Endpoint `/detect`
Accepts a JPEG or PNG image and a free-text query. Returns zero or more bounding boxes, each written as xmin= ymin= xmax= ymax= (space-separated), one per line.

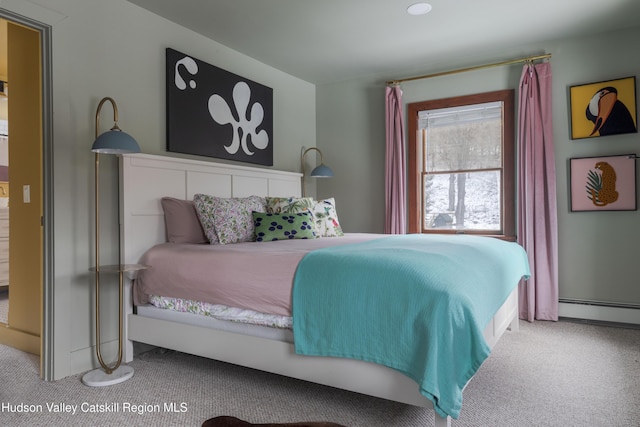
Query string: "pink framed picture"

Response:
xmin=570 ymin=154 xmax=636 ymax=211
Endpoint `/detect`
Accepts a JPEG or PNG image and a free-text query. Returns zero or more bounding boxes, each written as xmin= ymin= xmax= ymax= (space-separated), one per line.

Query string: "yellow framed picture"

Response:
xmin=569 ymin=76 xmax=637 ymax=139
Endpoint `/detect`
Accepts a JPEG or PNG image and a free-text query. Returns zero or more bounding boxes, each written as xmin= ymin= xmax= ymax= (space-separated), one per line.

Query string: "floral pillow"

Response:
xmin=193 ymin=194 xmax=266 ymax=244
xmin=253 ymin=211 xmax=316 ymax=242
xmin=311 ymin=198 xmax=344 ymax=237
xmin=265 ymin=197 xmax=315 ymax=214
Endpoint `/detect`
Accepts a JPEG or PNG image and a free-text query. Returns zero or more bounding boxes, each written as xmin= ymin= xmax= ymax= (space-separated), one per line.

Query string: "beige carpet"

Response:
xmin=1 ymin=320 xmax=639 ymax=426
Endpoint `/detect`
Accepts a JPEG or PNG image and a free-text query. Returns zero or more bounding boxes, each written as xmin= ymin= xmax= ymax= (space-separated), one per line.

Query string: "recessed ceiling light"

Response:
xmin=407 ymin=3 xmax=432 ymax=15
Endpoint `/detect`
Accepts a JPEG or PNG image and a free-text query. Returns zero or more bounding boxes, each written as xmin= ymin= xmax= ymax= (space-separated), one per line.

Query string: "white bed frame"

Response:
xmin=120 ymin=153 xmax=519 ymax=427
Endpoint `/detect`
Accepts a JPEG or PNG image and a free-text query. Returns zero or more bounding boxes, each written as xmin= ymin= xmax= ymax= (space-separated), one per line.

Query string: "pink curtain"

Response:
xmin=517 ymin=62 xmax=558 ymax=321
xmin=385 ymin=85 xmax=406 ymax=234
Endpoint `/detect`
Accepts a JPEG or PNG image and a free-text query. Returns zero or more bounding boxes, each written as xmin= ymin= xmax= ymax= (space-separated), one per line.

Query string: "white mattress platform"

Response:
xmin=136 ymin=303 xmax=293 ymax=343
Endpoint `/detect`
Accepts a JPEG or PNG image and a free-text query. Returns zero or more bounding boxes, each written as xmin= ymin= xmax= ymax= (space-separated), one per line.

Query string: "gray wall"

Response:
xmin=317 ymin=26 xmax=640 ymax=307
xmin=4 ymin=0 xmax=316 ymax=379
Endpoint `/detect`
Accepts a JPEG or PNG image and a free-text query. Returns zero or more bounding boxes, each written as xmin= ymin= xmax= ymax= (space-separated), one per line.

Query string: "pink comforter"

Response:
xmin=134 ymin=233 xmax=383 ymax=317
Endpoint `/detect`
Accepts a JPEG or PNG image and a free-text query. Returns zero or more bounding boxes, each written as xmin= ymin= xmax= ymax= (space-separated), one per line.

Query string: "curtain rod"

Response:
xmin=386 ymin=53 xmax=551 ymax=86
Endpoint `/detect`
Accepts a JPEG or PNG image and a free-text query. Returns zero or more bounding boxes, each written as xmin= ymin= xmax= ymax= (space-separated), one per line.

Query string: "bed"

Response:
xmin=119 ymin=153 xmax=529 ymax=427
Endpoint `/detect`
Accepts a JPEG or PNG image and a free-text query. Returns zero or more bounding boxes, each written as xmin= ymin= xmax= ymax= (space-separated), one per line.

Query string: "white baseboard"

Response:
xmin=559 ymin=302 xmax=640 ymax=325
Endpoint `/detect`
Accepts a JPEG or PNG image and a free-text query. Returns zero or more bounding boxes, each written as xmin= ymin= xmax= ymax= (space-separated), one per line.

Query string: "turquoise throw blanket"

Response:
xmin=292 ymin=234 xmax=530 ymax=419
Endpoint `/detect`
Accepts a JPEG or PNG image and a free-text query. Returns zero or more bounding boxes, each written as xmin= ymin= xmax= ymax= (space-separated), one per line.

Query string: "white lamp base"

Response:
xmin=82 ymin=365 xmax=134 ymax=387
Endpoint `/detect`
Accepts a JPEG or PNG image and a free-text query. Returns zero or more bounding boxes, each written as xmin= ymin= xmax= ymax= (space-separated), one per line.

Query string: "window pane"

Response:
xmin=408 ymin=90 xmax=514 ymax=236
xmin=421 ymin=102 xmax=503 ymax=172
xmin=423 ymin=170 xmax=501 ymax=231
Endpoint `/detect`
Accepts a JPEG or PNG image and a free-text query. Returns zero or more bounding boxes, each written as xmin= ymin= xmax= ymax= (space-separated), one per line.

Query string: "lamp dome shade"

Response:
xmin=310 ymin=163 xmax=334 ymax=178
xmin=92 ymin=129 xmax=140 ymax=154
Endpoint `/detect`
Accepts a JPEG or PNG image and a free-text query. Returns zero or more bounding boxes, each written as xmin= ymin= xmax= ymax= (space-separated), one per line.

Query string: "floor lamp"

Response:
xmin=300 ymin=147 xmax=334 ymax=197
xmin=82 ymin=97 xmax=144 ymax=387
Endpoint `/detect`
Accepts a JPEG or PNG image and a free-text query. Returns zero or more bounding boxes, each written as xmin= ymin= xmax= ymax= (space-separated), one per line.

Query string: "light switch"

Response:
xmin=23 ymin=185 xmax=30 ymax=203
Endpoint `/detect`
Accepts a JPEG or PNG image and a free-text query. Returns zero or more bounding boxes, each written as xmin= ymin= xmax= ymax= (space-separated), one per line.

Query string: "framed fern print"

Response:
xmin=569 ymin=154 xmax=636 ymax=211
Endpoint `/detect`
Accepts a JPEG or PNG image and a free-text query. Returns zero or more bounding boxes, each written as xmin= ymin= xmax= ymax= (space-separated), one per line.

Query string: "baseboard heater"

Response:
xmin=559 ymin=298 xmax=640 ymax=327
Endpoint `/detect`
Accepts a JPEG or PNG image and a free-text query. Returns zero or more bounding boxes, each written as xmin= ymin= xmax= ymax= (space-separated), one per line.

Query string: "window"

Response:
xmin=408 ymin=90 xmax=515 ymax=239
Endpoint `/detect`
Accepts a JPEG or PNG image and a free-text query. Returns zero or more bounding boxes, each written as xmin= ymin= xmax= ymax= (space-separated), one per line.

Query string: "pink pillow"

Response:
xmin=160 ymin=197 xmax=208 ymax=244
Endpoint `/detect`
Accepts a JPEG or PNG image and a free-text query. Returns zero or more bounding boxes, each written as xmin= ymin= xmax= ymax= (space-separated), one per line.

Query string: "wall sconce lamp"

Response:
xmin=300 ymin=146 xmax=333 ymax=197
xmin=82 ymin=97 xmax=145 ymax=387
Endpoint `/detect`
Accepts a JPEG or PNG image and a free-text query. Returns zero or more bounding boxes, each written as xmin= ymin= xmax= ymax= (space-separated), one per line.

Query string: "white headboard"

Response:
xmin=120 ymin=153 xmax=302 ymax=265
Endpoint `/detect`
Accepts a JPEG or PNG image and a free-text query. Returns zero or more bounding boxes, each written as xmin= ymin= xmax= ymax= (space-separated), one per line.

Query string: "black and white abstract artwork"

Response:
xmin=166 ymin=48 xmax=273 ymax=166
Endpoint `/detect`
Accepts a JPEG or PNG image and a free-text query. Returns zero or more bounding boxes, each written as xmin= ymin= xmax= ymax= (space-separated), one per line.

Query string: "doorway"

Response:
xmin=0 ymin=10 xmax=53 ymax=381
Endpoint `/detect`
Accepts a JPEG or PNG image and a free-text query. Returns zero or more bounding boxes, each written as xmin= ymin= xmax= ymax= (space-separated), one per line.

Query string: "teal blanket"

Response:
xmin=292 ymin=234 xmax=530 ymax=419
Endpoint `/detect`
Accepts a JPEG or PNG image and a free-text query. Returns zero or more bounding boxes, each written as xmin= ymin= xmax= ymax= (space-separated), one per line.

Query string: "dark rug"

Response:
xmin=202 ymin=416 xmax=347 ymax=427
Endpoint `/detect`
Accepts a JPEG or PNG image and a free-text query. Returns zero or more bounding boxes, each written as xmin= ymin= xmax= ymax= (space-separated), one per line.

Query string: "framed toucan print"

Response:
xmin=569 ymin=76 xmax=637 ymax=140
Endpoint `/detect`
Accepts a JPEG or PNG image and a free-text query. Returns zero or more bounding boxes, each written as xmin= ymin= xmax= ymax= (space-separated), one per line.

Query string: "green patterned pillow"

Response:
xmin=253 ymin=211 xmax=317 ymax=242
xmin=265 ymin=196 xmax=315 ymax=214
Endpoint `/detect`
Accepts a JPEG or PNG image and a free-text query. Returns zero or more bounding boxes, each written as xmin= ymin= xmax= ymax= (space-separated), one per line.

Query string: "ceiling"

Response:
xmin=131 ymin=0 xmax=640 ymax=85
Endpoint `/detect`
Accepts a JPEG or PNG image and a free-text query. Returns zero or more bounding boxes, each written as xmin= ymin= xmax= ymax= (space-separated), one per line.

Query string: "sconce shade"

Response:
xmin=300 ymin=146 xmax=333 ymax=197
xmin=92 ymin=129 xmax=140 ymax=154
xmin=310 ymin=163 xmax=334 ymax=178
